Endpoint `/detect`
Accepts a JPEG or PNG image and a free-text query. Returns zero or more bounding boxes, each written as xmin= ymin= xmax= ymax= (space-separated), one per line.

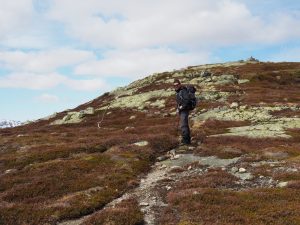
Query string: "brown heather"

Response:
xmin=1 ymin=62 xmax=300 ymax=224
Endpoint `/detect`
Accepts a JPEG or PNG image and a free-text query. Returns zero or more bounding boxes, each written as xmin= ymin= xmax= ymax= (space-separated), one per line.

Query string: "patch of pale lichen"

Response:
xmin=97 ymin=89 xmax=173 ymax=111
xmin=210 ymin=118 xmax=300 ymax=138
xmin=195 ymin=106 xmax=300 ymax=138
xmin=196 ymin=106 xmax=299 ymax=122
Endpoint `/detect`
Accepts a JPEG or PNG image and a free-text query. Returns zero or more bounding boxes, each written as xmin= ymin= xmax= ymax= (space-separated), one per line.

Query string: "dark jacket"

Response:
xmin=175 ymin=86 xmax=189 ymax=111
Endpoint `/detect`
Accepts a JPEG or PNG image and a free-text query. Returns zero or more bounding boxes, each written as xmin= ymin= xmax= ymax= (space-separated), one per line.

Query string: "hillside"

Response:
xmin=1 ymin=60 xmax=300 ymax=225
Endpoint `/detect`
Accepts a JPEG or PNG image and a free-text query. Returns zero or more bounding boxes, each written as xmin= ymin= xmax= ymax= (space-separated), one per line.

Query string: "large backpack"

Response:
xmin=179 ymin=85 xmax=197 ymax=110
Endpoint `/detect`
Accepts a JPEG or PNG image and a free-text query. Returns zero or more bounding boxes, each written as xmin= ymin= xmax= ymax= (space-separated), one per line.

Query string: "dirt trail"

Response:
xmin=57 ymin=151 xmax=245 ymax=225
xmin=57 ymin=143 xmax=287 ymax=225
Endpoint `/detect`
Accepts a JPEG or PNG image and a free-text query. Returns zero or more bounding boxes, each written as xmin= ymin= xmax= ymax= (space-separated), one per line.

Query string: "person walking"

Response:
xmin=173 ymin=79 xmax=196 ymax=145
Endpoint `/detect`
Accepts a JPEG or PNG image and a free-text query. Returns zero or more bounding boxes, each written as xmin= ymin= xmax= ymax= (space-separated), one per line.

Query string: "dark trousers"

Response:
xmin=179 ymin=110 xmax=191 ymax=144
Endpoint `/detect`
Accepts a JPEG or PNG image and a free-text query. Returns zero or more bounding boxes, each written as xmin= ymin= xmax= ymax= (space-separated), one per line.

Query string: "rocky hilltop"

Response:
xmin=1 ymin=60 xmax=300 ymax=225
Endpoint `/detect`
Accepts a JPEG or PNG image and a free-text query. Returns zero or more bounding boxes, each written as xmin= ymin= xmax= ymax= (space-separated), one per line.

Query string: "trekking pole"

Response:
xmin=97 ymin=102 xmax=111 ymax=129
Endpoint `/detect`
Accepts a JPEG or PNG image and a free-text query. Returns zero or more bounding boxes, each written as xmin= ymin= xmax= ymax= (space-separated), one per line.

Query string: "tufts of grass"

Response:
xmin=176 ymin=169 xmax=238 ymax=190
xmin=147 ymin=134 xmax=178 ymax=153
xmin=160 ymin=188 xmax=300 ymax=225
xmin=82 ymin=198 xmax=144 ymax=225
xmin=0 ymin=203 xmax=57 ymax=225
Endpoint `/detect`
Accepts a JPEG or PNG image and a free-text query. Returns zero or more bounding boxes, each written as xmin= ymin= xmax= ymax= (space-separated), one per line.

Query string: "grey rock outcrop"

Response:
xmin=51 ymin=107 xmax=95 ymax=125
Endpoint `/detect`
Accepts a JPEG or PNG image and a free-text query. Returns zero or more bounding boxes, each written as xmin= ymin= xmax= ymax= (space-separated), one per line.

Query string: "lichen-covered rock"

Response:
xmin=195 ymin=106 xmax=300 ymax=138
xmin=80 ymin=107 xmax=95 ymax=115
xmin=195 ymin=106 xmax=296 ymax=122
xmin=97 ymin=89 xmax=173 ymax=111
xmin=212 ymin=74 xmax=237 ymax=85
xmin=198 ymin=91 xmax=231 ymax=102
xmin=210 ymin=118 xmax=300 ymax=138
xmin=51 ymin=111 xmax=84 ymax=125
xmin=50 ymin=109 xmax=94 ymax=125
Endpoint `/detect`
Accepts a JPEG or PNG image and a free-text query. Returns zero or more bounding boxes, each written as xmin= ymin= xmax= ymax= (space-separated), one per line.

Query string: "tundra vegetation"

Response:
xmin=0 ymin=61 xmax=300 ymax=225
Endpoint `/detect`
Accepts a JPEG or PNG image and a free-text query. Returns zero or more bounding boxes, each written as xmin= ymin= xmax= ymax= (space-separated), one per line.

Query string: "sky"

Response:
xmin=1 ymin=0 xmax=300 ymax=121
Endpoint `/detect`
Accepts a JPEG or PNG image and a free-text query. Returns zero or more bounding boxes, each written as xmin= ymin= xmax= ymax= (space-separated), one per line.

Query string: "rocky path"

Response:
xmin=57 ymin=144 xmax=292 ymax=225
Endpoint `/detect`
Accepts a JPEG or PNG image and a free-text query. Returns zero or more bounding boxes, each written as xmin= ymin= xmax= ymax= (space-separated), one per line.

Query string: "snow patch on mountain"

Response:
xmin=0 ymin=119 xmax=22 ymax=128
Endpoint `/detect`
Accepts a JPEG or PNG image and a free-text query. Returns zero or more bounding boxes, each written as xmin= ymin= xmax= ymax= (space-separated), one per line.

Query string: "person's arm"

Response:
xmin=176 ymin=91 xmax=182 ymax=113
xmin=178 ymin=88 xmax=189 ymax=110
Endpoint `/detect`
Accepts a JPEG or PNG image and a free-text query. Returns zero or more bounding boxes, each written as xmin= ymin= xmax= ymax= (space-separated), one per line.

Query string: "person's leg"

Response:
xmin=179 ymin=110 xmax=191 ymax=144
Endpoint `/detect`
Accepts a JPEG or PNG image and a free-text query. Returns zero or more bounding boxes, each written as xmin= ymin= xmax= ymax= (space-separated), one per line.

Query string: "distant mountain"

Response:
xmin=0 ymin=119 xmax=22 ymax=128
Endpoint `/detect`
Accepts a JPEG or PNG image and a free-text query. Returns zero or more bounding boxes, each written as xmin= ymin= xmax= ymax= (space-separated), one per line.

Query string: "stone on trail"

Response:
xmin=231 ymin=167 xmax=239 ymax=173
xmin=238 ymin=168 xmax=247 ymax=173
xmin=139 ymin=202 xmax=149 ymax=206
xmin=234 ymin=172 xmax=254 ymax=181
xmin=157 ymin=155 xmax=169 ymax=162
xmin=133 ymin=141 xmax=149 ymax=147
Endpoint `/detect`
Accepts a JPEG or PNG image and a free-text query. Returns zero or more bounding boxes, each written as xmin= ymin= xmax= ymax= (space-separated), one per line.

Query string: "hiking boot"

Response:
xmin=177 ymin=142 xmax=193 ymax=153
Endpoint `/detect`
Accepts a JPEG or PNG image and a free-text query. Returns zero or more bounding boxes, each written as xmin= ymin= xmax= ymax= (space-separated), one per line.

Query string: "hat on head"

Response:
xmin=173 ymin=79 xmax=181 ymax=85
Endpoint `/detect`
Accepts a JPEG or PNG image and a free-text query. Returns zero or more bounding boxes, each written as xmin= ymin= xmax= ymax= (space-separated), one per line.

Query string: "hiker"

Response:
xmin=174 ymin=79 xmax=196 ymax=145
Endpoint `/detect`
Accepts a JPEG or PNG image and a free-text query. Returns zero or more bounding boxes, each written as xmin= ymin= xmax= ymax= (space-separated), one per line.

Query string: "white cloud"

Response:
xmin=1 ymin=0 xmax=300 ymax=92
xmin=75 ymin=48 xmax=210 ymax=78
xmin=0 ymin=72 xmax=107 ymax=91
xmin=36 ymin=93 xmax=59 ymax=103
xmin=0 ymin=48 xmax=95 ymax=73
xmin=66 ymin=78 xmax=107 ymax=91
xmin=0 ymin=72 xmax=66 ymax=89
xmin=0 ymin=0 xmax=51 ymax=49
xmin=0 ymin=0 xmax=33 ymax=37
xmin=46 ymin=0 xmax=300 ymax=49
